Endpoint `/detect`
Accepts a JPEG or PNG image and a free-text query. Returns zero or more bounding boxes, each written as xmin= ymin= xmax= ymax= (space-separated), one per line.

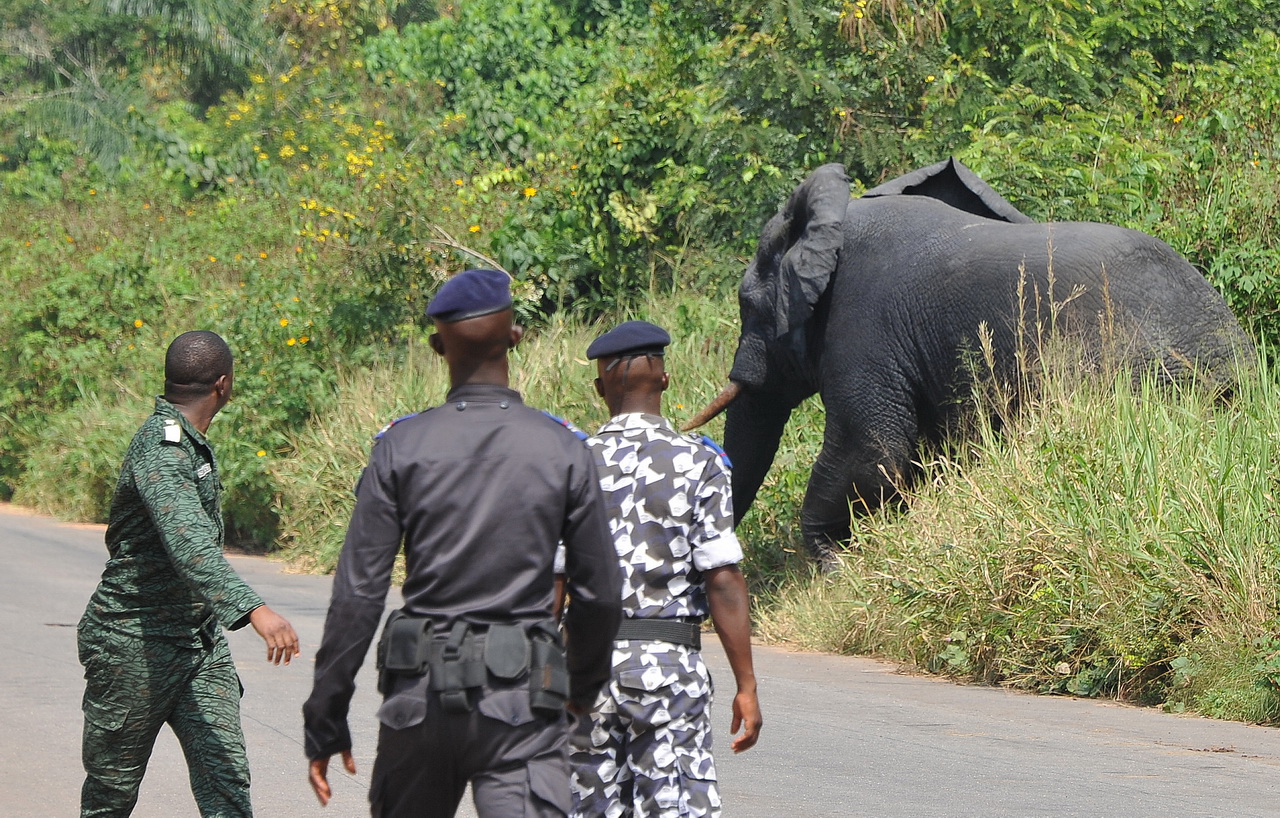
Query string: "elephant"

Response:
xmin=686 ymin=158 xmax=1254 ymax=567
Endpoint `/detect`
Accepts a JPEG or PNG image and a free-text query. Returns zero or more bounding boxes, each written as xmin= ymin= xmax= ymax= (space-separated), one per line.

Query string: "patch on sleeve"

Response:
xmin=374 ymin=411 xmax=420 ymax=440
xmin=196 ymin=462 xmax=213 ymax=479
xmin=540 ymin=410 xmax=589 ymax=442
xmin=162 ymin=418 xmax=182 ymax=444
xmin=695 ymin=434 xmax=732 ymax=469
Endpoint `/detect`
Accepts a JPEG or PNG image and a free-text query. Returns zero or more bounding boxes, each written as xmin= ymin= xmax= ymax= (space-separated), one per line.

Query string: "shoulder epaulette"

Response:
xmin=541 ymin=410 xmax=589 ymax=442
xmin=374 ymin=410 xmax=423 ymax=440
xmin=695 ymin=434 xmax=732 ymax=469
xmin=161 ymin=418 xmax=183 ymax=445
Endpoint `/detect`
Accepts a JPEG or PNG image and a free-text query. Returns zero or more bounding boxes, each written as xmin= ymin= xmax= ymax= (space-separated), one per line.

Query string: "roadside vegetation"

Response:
xmin=3 ymin=0 xmax=1280 ymax=721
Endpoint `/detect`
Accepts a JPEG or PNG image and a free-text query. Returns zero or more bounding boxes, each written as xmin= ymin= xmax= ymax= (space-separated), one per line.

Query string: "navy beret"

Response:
xmin=587 ymin=320 xmax=671 ymax=360
xmin=426 ymin=269 xmax=512 ymax=322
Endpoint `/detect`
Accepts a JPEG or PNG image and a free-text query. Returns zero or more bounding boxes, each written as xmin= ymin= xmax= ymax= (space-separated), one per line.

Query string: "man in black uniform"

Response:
xmin=303 ymin=268 xmax=622 ymax=817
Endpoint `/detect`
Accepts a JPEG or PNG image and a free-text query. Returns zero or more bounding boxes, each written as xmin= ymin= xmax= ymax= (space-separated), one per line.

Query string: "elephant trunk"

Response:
xmin=681 ymin=381 xmax=744 ymax=432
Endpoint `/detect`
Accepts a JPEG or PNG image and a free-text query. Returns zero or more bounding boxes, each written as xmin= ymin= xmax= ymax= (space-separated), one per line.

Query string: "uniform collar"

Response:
xmin=443 ymin=383 xmax=523 ymax=404
xmin=597 ymin=412 xmax=674 ymax=435
xmin=154 ymin=396 xmax=210 ymax=447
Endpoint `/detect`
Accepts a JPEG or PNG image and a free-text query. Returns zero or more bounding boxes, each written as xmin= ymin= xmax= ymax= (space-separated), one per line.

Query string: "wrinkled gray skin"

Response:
xmin=705 ymin=158 xmax=1254 ymax=566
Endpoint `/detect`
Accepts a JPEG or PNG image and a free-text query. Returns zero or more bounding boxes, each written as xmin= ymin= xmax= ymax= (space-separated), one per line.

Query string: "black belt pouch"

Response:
xmin=484 ymin=623 xmax=531 ymax=680
xmin=529 ymin=629 xmax=570 ymax=713
xmin=376 ymin=610 xmax=432 ymax=694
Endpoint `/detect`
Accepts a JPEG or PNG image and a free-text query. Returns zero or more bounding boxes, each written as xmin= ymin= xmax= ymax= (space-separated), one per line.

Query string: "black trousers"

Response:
xmin=370 ymin=674 xmax=572 ymax=818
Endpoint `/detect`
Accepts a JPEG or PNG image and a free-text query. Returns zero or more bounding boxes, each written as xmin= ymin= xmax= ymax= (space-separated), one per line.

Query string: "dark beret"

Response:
xmin=426 ymin=269 xmax=512 ymax=322
xmin=587 ymin=320 xmax=671 ymax=360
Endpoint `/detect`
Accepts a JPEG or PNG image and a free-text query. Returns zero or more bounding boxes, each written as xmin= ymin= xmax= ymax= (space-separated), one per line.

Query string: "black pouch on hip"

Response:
xmin=376 ymin=610 xmax=432 ymax=694
xmin=484 ymin=623 xmax=531 ymax=680
xmin=528 ymin=623 xmax=570 ymax=714
xmin=429 ymin=622 xmax=486 ymax=713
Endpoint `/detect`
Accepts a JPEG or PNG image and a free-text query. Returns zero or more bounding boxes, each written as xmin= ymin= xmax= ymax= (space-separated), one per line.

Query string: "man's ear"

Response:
xmin=594 ymin=377 xmax=605 ymax=399
xmin=509 ymin=324 xmax=525 ymax=349
xmin=660 ymin=372 xmax=670 ymax=392
xmin=428 ymin=333 xmax=445 ymax=356
xmin=210 ymin=373 xmax=233 ymax=410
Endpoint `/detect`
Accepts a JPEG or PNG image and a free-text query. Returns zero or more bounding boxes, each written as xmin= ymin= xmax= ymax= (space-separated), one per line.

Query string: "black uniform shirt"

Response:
xmin=303 ymin=383 xmax=622 ymax=759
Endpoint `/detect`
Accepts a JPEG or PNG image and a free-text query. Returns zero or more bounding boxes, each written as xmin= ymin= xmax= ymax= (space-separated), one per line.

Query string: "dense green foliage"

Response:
xmin=3 ymin=0 xmax=1280 ymax=719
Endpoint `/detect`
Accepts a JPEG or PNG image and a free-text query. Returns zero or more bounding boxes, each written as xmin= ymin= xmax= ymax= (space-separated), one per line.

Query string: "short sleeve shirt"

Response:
xmin=587 ymin=412 xmax=743 ymax=620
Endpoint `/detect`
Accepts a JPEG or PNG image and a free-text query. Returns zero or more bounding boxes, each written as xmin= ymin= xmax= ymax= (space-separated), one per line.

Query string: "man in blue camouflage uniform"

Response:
xmin=569 ymin=321 xmax=762 ymax=818
xmin=78 ymin=330 xmax=300 ymax=817
xmin=304 ymin=269 xmax=622 ymax=817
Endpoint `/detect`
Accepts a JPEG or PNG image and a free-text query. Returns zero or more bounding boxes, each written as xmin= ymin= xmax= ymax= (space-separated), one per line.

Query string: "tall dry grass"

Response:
xmin=759 ymin=344 xmax=1280 ymax=721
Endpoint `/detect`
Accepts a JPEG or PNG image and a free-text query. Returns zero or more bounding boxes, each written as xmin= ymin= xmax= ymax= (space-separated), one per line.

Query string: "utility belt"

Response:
xmin=375 ymin=611 xmax=569 ymax=715
xmin=615 ymin=618 xmax=702 ymax=650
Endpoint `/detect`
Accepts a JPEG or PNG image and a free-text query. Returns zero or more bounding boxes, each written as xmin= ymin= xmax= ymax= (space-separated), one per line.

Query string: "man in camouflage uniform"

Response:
xmin=569 ymin=321 xmax=762 ymax=818
xmin=78 ymin=330 xmax=300 ymax=817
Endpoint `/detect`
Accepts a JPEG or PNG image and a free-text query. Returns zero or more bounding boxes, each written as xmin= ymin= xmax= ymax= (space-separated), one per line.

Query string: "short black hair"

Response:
xmin=164 ymin=331 xmax=233 ymax=399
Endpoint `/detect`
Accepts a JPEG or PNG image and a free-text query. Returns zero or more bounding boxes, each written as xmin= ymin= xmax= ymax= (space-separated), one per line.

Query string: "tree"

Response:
xmin=0 ymin=0 xmax=278 ymax=175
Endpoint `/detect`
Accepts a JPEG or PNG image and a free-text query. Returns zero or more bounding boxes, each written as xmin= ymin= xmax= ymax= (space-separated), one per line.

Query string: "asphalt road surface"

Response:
xmin=6 ymin=504 xmax=1280 ymax=817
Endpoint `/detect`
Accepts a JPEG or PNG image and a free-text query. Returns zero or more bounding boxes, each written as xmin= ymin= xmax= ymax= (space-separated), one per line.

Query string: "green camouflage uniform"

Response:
xmin=78 ymin=397 xmax=263 ymax=818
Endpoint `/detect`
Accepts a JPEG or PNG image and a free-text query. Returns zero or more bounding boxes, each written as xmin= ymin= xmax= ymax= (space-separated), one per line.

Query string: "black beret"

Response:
xmin=587 ymin=320 xmax=671 ymax=360
xmin=426 ymin=269 xmax=512 ymax=322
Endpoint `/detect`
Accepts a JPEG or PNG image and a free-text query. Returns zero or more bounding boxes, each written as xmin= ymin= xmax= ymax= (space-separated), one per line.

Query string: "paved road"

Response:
xmin=5 ymin=505 xmax=1280 ymax=817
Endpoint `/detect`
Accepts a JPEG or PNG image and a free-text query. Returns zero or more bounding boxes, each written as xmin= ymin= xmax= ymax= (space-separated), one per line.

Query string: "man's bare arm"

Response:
xmin=705 ymin=564 xmax=762 ymax=752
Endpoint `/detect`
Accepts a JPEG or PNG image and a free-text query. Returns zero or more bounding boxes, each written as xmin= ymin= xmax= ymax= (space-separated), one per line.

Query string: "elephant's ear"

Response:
xmin=862 ymin=157 xmax=1033 ymax=224
xmin=732 ymin=163 xmax=850 ymax=387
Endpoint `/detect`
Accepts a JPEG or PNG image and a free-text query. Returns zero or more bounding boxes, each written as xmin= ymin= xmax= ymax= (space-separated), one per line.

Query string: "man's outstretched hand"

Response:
xmin=249 ymin=604 xmax=300 ymax=665
xmin=310 ymin=751 xmax=358 ymax=806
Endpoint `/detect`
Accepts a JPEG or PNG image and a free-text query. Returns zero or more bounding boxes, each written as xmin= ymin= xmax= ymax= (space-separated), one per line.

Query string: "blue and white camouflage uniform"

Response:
xmin=569 ymin=412 xmax=743 ymax=818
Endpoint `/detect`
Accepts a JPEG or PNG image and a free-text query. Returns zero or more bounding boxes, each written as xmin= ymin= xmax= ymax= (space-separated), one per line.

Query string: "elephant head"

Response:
xmin=688 ymin=158 xmax=1033 ymax=525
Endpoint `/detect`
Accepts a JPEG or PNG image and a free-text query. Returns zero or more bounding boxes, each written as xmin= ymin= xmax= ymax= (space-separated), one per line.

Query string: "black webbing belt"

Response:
xmin=615 ymin=618 xmax=702 ymax=650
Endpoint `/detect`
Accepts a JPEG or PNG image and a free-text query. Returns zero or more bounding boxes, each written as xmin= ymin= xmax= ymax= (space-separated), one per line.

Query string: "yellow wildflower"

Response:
xmin=280 ymin=318 xmax=289 ymax=327
xmin=469 ymin=225 xmax=481 ymax=233
xmin=257 ymin=450 xmax=267 ymax=457
xmin=134 ymin=319 xmax=144 ymax=328
xmin=523 ymin=187 xmax=537 ymax=197
xmin=287 ymin=338 xmax=297 ymax=346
